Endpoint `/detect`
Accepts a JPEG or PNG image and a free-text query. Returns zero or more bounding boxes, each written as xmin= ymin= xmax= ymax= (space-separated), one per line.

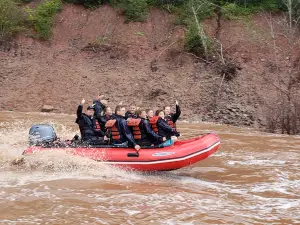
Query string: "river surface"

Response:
xmin=0 ymin=111 xmax=299 ymax=225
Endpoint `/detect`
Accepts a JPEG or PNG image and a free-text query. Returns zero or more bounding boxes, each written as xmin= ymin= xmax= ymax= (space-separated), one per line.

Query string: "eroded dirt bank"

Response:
xmin=1 ymin=4 xmax=299 ymax=129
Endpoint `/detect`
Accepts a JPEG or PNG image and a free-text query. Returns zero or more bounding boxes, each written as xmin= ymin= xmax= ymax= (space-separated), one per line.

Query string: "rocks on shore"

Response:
xmin=203 ymin=103 xmax=255 ymax=126
xmin=41 ymin=105 xmax=55 ymax=112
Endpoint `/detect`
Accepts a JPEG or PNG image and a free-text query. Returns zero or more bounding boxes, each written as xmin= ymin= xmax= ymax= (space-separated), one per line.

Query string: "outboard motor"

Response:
xmin=29 ymin=124 xmax=57 ymax=146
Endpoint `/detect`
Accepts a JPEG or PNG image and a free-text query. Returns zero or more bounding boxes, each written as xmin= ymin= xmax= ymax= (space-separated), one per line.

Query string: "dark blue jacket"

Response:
xmin=75 ymin=105 xmax=105 ymax=140
xmin=99 ymin=115 xmax=112 ymax=132
xmin=93 ymin=100 xmax=106 ymax=119
xmin=125 ymin=111 xmax=138 ymax=120
xmin=157 ymin=117 xmax=180 ymax=139
xmin=165 ymin=104 xmax=181 ymax=124
xmin=111 ymin=114 xmax=136 ymax=147
xmin=136 ymin=118 xmax=163 ymax=146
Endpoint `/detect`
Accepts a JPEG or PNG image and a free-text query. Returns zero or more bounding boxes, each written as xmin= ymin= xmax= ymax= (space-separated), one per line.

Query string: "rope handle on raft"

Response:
xmin=127 ymin=151 xmax=139 ymax=157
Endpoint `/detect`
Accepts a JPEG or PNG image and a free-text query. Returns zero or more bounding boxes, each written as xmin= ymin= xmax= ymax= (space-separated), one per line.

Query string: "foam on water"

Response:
xmin=1 ymin=112 xmax=300 ymax=224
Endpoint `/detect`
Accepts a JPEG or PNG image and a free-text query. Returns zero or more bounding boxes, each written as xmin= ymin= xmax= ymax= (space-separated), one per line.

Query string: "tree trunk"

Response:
xmin=191 ymin=4 xmax=208 ymax=58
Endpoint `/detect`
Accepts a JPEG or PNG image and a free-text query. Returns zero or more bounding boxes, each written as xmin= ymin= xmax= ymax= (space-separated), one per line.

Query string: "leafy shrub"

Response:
xmin=63 ymin=0 xmax=104 ymax=8
xmin=121 ymin=0 xmax=149 ymax=22
xmin=222 ymin=0 xmax=281 ymax=19
xmin=174 ymin=0 xmax=214 ymax=26
xmin=0 ymin=0 xmax=25 ymax=40
xmin=224 ymin=0 xmax=279 ymax=8
xmin=184 ymin=22 xmax=211 ymax=57
xmin=27 ymin=0 xmax=62 ymax=40
xmin=222 ymin=3 xmax=253 ymax=19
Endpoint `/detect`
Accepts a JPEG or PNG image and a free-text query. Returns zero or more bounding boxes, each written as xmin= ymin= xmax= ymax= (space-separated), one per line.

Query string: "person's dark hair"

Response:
xmin=135 ymin=110 xmax=142 ymax=116
xmin=87 ymin=105 xmax=95 ymax=110
xmin=115 ymin=105 xmax=125 ymax=114
xmin=155 ymin=109 xmax=164 ymax=116
xmin=136 ymin=110 xmax=146 ymax=116
xmin=129 ymin=102 xmax=136 ymax=107
xmin=163 ymin=105 xmax=170 ymax=110
xmin=146 ymin=109 xmax=153 ymax=114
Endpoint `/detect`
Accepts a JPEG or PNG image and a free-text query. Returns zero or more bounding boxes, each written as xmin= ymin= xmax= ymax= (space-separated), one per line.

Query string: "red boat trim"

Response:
xmin=96 ymin=140 xmax=220 ymax=164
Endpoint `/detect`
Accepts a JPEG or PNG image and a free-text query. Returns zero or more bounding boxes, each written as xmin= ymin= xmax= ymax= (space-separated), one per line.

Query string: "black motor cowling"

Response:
xmin=29 ymin=124 xmax=57 ymax=146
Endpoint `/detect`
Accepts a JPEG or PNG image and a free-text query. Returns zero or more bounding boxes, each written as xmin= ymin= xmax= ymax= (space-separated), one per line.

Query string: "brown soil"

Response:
xmin=0 ymin=4 xmax=299 ymax=129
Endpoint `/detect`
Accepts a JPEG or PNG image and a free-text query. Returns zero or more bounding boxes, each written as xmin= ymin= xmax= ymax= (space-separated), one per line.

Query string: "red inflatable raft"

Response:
xmin=23 ymin=133 xmax=220 ymax=171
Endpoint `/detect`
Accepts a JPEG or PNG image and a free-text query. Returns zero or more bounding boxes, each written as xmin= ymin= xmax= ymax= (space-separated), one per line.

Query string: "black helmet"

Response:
xmin=87 ymin=105 xmax=95 ymax=110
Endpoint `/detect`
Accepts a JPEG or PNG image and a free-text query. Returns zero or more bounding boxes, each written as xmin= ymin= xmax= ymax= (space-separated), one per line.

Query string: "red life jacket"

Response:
xmin=149 ymin=116 xmax=159 ymax=134
xmin=105 ymin=119 xmax=120 ymax=140
xmin=94 ymin=120 xmax=101 ymax=131
xmin=127 ymin=118 xmax=142 ymax=140
xmin=165 ymin=115 xmax=177 ymax=130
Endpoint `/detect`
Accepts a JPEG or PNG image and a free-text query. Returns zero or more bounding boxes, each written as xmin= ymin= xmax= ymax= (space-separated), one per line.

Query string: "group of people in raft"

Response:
xmin=76 ymin=95 xmax=181 ymax=151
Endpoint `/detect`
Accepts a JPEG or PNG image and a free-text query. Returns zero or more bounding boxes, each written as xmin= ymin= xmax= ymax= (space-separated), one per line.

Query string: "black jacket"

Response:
xmin=110 ymin=114 xmax=136 ymax=146
xmin=157 ymin=117 xmax=180 ymax=139
xmin=165 ymin=104 xmax=181 ymax=124
xmin=93 ymin=100 xmax=106 ymax=119
xmin=99 ymin=115 xmax=112 ymax=132
xmin=136 ymin=118 xmax=163 ymax=146
xmin=75 ymin=105 xmax=105 ymax=140
xmin=125 ymin=111 xmax=137 ymax=120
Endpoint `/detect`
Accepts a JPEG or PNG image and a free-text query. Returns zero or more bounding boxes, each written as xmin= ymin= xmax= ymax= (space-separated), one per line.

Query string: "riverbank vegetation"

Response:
xmin=26 ymin=0 xmax=62 ymax=39
xmin=0 ymin=0 xmax=299 ymax=134
xmin=1 ymin=0 xmax=298 ymax=41
xmin=0 ymin=0 xmax=26 ymax=41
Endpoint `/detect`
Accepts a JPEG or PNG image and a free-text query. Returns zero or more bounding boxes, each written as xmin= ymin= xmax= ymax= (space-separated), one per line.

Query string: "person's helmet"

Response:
xmin=87 ymin=105 xmax=95 ymax=110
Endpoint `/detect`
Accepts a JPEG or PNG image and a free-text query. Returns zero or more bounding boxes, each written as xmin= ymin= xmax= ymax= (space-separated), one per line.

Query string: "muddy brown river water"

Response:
xmin=0 ymin=111 xmax=299 ymax=225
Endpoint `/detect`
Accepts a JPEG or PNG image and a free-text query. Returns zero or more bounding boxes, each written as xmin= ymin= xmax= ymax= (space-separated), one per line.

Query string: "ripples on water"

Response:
xmin=0 ymin=112 xmax=299 ymax=225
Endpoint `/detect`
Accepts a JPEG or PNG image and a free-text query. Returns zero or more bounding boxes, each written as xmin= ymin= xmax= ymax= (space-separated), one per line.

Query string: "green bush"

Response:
xmin=184 ymin=22 xmax=211 ymax=57
xmin=121 ymin=0 xmax=149 ymax=22
xmin=224 ymin=0 xmax=280 ymax=9
xmin=174 ymin=0 xmax=214 ymax=26
xmin=65 ymin=0 xmax=150 ymax=21
xmin=0 ymin=0 xmax=25 ymax=40
xmin=63 ymin=0 xmax=104 ymax=8
xmin=221 ymin=0 xmax=281 ymax=18
xmin=27 ymin=0 xmax=62 ymax=40
xmin=221 ymin=3 xmax=253 ymax=19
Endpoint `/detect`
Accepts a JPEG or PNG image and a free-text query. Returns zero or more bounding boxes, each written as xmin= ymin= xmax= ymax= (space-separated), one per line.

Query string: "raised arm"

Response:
xmin=77 ymin=99 xmax=85 ymax=119
xmin=172 ymin=100 xmax=181 ymax=123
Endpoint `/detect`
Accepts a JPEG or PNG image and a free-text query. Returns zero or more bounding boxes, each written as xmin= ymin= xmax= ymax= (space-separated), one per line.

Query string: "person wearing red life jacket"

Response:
xmin=75 ymin=99 xmax=107 ymax=145
xmin=92 ymin=95 xmax=108 ymax=133
xmin=146 ymin=109 xmax=154 ymax=120
xmin=125 ymin=103 xmax=138 ymax=119
xmin=164 ymin=100 xmax=181 ymax=132
xmin=127 ymin=110 xmax=166 ymax=146
xmin=99 ymin=107 xmax=113 ymax=132
xmin=105 ymin=105 xmax=141 ymax=151
xmin=93 ymin=94 xmax=107 ymax=118
xmin=149 ymin=110 xmax=179 ymax=147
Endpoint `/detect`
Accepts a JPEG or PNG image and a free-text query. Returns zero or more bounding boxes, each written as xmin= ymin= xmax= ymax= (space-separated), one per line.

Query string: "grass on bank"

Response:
xmin=0 ymin=0 xmax=26 ymax=41
xmin=26 ymin=0 xmax=62 ymax=40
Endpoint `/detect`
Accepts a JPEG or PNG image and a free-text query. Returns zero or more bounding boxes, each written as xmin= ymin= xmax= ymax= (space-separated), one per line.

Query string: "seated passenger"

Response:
xmin=146 ymin=109 xmax=154 ymax=120
xmin=127 ymin=110 xmax=166 ymax=147
xmin=93 ymin=94 xmax=107 ymax=118
xmin=164 ymin=100 xmax=181 ymax=132
xmin=125 ymin=103 xmax=138 ymax=119
xmin=105 ymin=105 xmax=141 ymax=151
xmin=149 ymin=110 xmax=179 ymax=146
xmin=75 ymin=99 xmax=107 ymax=145
xmin=99 ymin=107 xmax=113 ymax=132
